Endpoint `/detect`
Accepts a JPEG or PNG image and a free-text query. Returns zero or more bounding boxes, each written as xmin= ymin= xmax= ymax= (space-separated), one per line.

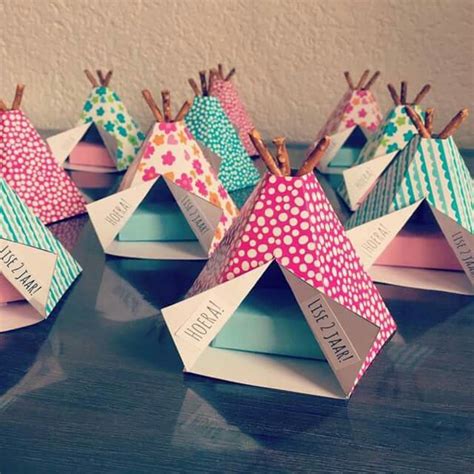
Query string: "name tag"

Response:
xmin=176 ymin=298 xmax=227 ymax=348
xmin=301 ymin=295 xmax=360 ymax=370
xmin=0 ymin=243 xmax=45 ymax=298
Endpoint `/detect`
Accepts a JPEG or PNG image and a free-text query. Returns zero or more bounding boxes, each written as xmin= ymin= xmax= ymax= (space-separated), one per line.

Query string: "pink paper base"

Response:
xmin=375 ymin=227 xmax=462 ymax=270
xmin=70 ymin=142 xmax=115 ymax=168
xmin=0 ymin=275 xmax=24 ymax=304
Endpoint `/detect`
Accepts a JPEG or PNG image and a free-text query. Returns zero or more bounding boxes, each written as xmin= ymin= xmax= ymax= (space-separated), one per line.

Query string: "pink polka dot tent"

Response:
xmin=209 ymin=64 xmax=257 ymax=156
xmin=0 ymin=86 xmax=87 ymax=225
xmin=162 ymin=135 xmax=396 ymax=398
xmin=307 ymin=70 xmax=383 ymax=173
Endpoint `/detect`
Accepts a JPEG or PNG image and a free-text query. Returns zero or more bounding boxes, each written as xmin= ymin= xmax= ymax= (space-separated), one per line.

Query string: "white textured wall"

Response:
xmin=1 ymin=0 xmax=473 ymax=146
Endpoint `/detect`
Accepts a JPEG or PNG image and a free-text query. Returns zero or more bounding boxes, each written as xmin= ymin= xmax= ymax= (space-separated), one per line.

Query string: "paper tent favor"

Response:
xmin=209 ymin=64 xmax=257 ymax=156
xmin=162 ymin=136 xmax=396 ymax=398
xmin=0 ymin=178 xmax=82 ymax=332
xmin=184 ymin=71 xmax=260 ymax=192
xmin=338 ymin=82 xmax=431 ymax=211
xmin=345 ymin=107 xmax=473 ymax=295
xmin=87 ymin=89 xmax=239 ymax=260
xmin=307 ymin=70 xmax=383 ymax=173
xmin=47 ymin=70 xmax=145 ymax=173
xmin=0 ymin=86 xmax=87 ymax=225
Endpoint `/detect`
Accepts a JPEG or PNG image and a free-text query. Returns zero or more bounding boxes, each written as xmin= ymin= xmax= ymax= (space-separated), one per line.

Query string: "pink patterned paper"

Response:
xmin=188 ymin=172 xmax=396 ymax=394
xmin=315 ymin=89 xmax=383 ymax=141
xmin=209 ymin=77 xmax=257 ymax=156
xmin=0 ymin=110 xmax=87 ymax=225
xmin=129 ymin=120 xmax=239 ymax=253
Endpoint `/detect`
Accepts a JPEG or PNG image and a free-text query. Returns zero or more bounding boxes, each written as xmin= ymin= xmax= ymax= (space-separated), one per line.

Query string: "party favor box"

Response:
xmin=185 ymin=72 xmax=260 ymax=192
xmin=345 ymin=108 xmax=473 ymax=295
xmin=87 ymin=89 xmax=239 ymax=260
xmin=307 ymin=70 xmax=383 ymax=174
xmin=47 ymin=70 xmax=145 ymax=173
xmin=0 ymin=178 xmax=82 ymax=332
xmin=338 ymin=82 xmax=431 ymax=211
xmin=162 ymin=137 xmax=396 ymax=398
xmin=209 ymin=64 xmax=257 ymax=156
xmin=0 ymin=86 xmax=87 ymax=225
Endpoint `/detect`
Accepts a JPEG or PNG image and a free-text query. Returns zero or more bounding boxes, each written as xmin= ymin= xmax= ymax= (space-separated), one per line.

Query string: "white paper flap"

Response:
xmin=431 ymin=208 xmax=474 ymax=287
xmin=86 ymin=180 xmax=156 ymax=249
xmin=167 ymin=180 xmax=223 ymax=253
xmin=317 ymin=127 xmax=355 ymax=172
xmin=0 ymin=239 xmax=57 ymax=317
xmin=347 ymin=202 xmax=421 ymax=268
xmin=343 ymin=152 xmax=397 ymax=210
xmin=46 ymin=123 xmax=91 ymax=165
xmin=162 ymin=262 xmax=271 ymax=369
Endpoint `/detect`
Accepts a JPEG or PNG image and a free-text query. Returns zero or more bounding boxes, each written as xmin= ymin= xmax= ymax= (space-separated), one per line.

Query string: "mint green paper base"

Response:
xmin=118 ymin=202 xmax=196 ymax=242
xmin=211 ymin=289 xmax=325 ymax=360
xmin=328 ymin=147 xmax=360 ymax=167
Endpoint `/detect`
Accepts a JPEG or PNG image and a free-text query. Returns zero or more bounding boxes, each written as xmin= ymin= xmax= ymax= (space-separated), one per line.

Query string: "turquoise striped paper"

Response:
xmin=0 ymin=178 xmax=82 ymax=316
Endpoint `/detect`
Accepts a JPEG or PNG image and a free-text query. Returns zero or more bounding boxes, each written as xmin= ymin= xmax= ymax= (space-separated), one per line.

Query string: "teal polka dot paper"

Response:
xmin=185 ymin=96 xmax=260 ymax=192
xmin=78 ymin=87 xmax=146 ymax=171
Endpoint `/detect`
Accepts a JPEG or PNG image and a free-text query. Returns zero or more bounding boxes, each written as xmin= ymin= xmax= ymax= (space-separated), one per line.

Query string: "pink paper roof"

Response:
xmin=210 ymin=78 xmax=257 ymax=156
xmin=315 ymin=89 xmax=383 ymax=140
xmin=188 ymin=172 xmax=396 ymax=392
xmin=0 ymin=110 xmax=87 ymax=225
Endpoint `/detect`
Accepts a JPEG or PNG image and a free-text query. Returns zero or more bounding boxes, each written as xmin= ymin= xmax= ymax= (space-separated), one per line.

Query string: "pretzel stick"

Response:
xmin=84 ymin=69 xmax=99 ymax=87
xmin=387 ymin=84 xmax=401 ymax=105
xmin=405 ymin=105 xmax=430 ymax=138
xmin=174 ymin=100 xmax=192 ymax=122
xmin=225 ymin=67 xmax=236 ymax=81
xmin=104 ymin=70 xmax=113 ymax=86
xmin=438 ymin=109 xmax=469 ymax=139
xmin=424 ymin=108 xmax=434 ymax=135
xmin=363 ymin=71 xmax=380 ymax=90
xmin=400 ymin=81 xmax=407 ymax=104
xmin=208 ymin=69 xmax=219 ymax=91
xmin=142 ymin=89 xmax=164 ymax=122
xmin=199 ymin=71 xmax=208 ymax=96
xmin=11 ymin=84 xmax=25 ymax=110
xmin=356 ymin=70 xmax=370 ymax=89
xmin=218 ymin=63 xmax=224 ymax=80
xmin=272 ymin=137 xmax=291 ymax=176
xmin=249 ymin=129 xmax=282 ymax=176
xmin=296 ymin=136 xmax=330 ymax=176
xmin=0 ymin=99 xmax=7 ymax=111
xmin=412 ymin=84 xmax=431 ymax=104
xmin=161 ymin=90 xmax=172 ymax=122
xmin=344 ymin=71 xmax=354 ymax=90
xmin=96 ymin=70 xmax=106 ymax=86
xmin=188 ymin=78 xmax=200 ymax=96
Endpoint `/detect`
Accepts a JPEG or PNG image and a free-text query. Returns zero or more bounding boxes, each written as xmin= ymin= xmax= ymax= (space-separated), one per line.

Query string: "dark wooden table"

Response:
xmin=1 ymin=146 xmax=473 ymax=473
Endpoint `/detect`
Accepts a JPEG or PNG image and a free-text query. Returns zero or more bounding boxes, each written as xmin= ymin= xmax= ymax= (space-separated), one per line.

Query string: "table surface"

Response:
xmin=1 ymin=145 xmax=473 ymax=473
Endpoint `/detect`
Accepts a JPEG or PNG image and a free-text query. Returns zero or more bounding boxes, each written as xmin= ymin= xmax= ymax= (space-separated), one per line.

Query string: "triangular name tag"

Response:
xmin=165 ymin=261 xmax=271 ymax=369
xmin=87 ymin=180 xmax=156 ymax=249
xmin=281 ymin=266 xmax=379 ymax=396
xmin=167 ymin=179 xmax=223 ymax=254
xmin=46 ymin=123 xmax=91 ymax=165
xmin=430 ymin=207 xmax=474 ymax=287
xmin=0 ymin=239 xmax=57 ymax=317
xmin=343 ymin=151 xmax=398 ymax=210
xmin=346 ymin=202 xmax=422 ymax=268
